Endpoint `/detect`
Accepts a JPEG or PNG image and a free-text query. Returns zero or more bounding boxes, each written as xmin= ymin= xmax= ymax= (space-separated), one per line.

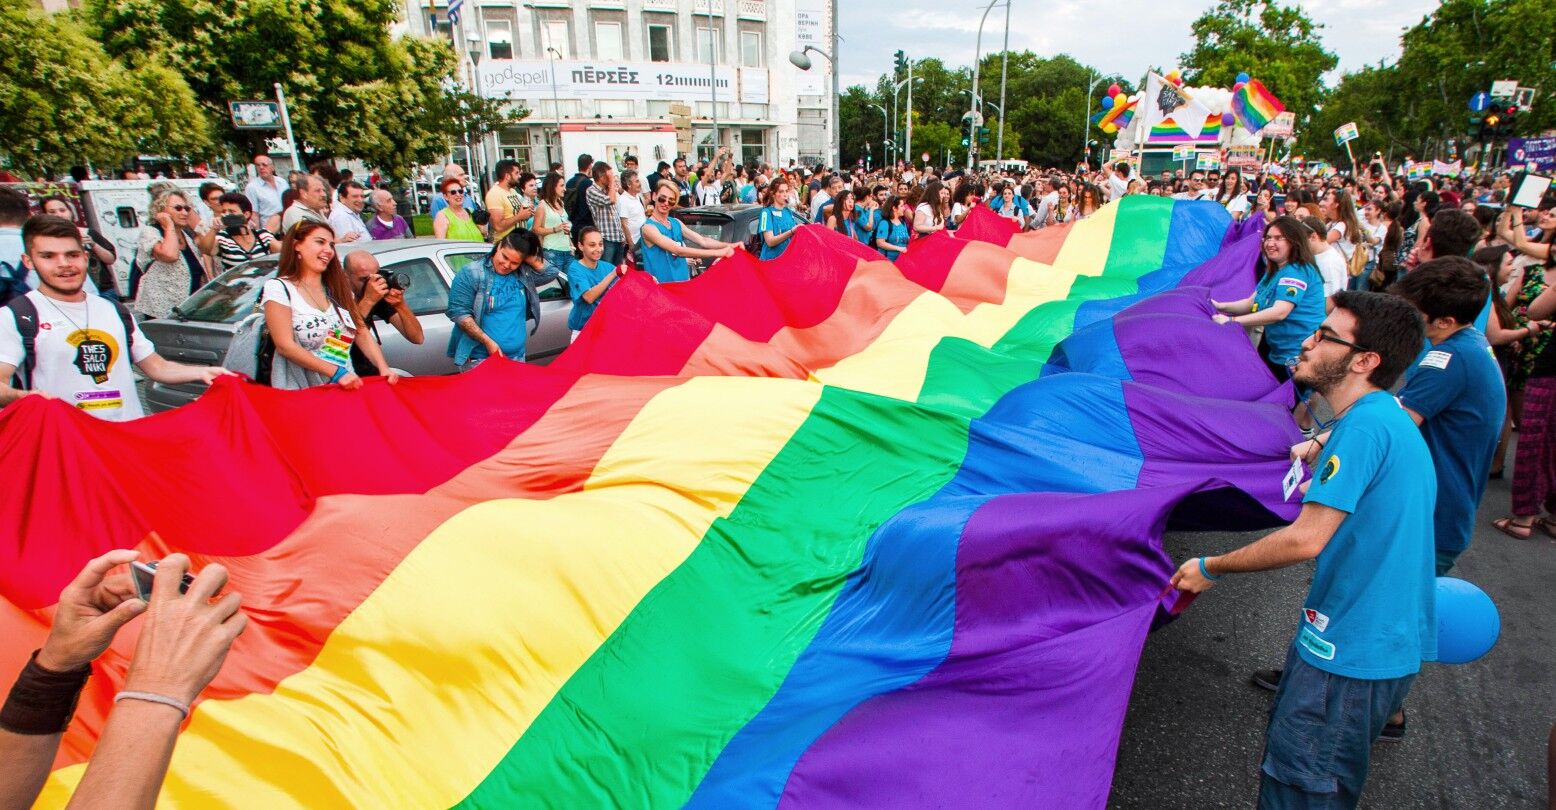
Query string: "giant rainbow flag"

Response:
xmin=0 ymin=198 xmax=1297 ymax=807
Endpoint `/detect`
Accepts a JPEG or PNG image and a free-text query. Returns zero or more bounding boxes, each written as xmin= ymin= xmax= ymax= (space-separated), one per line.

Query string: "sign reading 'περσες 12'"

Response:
xmin=477 ymin=60 xmax=769 ymax=105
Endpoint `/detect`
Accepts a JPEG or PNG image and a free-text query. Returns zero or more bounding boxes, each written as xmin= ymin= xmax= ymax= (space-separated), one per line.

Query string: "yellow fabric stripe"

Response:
xmin=40 ymin=376 xmax=822 ymax=809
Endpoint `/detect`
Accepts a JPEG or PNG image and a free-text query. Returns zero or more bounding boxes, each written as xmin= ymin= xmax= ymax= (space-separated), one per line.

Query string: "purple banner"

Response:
xmin=1507 ymin=137 xmax=1556 ymax=172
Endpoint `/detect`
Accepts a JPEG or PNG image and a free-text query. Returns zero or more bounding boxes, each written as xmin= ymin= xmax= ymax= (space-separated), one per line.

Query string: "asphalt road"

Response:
xmin=1109 ymin=475 xmax=1556 ymax=808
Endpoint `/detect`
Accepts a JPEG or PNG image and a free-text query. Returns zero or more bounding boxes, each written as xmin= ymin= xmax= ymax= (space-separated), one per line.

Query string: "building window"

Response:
xmin=739 ymin=30 xmax=761 ymax=67
xmin=596 ymin=99 xmax=634 ymax=118
xmin=647 ymin=23 xmax=672 ymax=62
xmin=695 ymin=26 xmax=720 ymax=63
xmin=594 ymin=21 xmax=623 ymax=60
xmin=486 ymin=19 xmax=513 ymax=60
xmin=542 ymin=19 xmax=569 ymax=58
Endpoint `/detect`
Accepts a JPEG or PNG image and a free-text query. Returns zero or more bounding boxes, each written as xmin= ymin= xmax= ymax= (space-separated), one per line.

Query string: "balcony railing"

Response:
xmin=641 ymin=0 xmax=677 ymax=10
xmin=692 ymin=0 xmax=724 ymax=15
xmin=736 ymin=0 xmax=765 ymax=20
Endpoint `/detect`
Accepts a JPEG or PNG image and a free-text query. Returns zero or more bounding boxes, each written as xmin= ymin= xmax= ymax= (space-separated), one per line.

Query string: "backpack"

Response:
xmin=564 ymin=176 xmax=595 ymax=229
xmin=222 ymin=283 xmax=288 ymax=387
xmin=0 ymin=259 xmax=26 ymax=307
xmin=6 ymin=294 xmax=137 ymax=391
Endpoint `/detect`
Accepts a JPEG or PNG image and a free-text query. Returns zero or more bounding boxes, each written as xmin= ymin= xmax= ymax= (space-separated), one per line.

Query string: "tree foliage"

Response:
xmin=0 ymin=0 xmax=210 ymax=175
xmin=82 ymin=0 xmax=522 ymax=177
xmin=1179 ymin=0 xmax=1336 ymax=135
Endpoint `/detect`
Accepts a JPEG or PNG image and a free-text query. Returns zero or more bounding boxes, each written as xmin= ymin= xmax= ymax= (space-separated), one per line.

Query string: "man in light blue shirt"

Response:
xmin=1174 ymin=291 xmax=1435 ymax=808
xmin=244 ymin=154 xmax=289 ymax=222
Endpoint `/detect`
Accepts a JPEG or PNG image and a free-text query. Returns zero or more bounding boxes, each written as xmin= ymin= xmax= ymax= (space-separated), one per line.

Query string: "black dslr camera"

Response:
xmin=220 ymin=213 xmax=248 ymax=237
xmin=377 ymin=267 xmax=412 ymax=291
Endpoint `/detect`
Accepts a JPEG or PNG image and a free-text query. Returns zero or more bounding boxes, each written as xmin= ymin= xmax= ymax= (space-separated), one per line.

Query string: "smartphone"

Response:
xmin=131 ymin=560 xmax=195 ymax=602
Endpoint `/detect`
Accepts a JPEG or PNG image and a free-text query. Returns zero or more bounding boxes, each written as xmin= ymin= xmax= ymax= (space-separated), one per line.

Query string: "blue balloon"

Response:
xmin=1235 ymin=71 xmax=1251 ymax=84
xmin=1436 ymin=577 xmax=1500 ymax=664
xmin=1101 ymin=96 xmax=1115 ymax=110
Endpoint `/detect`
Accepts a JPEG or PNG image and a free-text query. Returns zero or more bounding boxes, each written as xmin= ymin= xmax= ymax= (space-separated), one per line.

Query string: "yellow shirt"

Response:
xmin=485 ymin=185 xmax=523 ymax=240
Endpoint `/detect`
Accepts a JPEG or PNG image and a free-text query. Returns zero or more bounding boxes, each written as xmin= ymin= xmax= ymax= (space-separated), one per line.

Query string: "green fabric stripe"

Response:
xmin=455 ymin=198 xmax=1166 ymax=809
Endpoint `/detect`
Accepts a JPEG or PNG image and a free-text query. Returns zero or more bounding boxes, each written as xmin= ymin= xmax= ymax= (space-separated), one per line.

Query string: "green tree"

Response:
xmin=1179 ymin=0 xmax=1337 ymax=132
xmin=0 ymin=0 xmax=209 ymax=175
xmin=83 ymin=0 xmax=521 ymax=177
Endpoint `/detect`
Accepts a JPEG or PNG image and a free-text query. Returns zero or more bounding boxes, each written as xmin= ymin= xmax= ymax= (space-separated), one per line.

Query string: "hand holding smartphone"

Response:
xmin=131 ymin=560 xmax=196 ymax=602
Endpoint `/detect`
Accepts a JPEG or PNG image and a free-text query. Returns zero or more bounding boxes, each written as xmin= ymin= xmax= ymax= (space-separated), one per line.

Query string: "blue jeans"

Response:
xmin=1258 ymin=645 xmax=1415 ymax=809
xmin=544 ymin=248 xmax=572 ymax=278
xmin=601 ymin=239 xmax=626 ymax=268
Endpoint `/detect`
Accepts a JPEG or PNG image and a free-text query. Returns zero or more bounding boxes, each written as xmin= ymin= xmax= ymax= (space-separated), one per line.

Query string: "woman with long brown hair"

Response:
xmin=1212 ymin=215 xmax=1327 ymax=382
xmin=535 ymin=172 xmax=574 ymax=276
xmin=261 ymin=220 xmax=395 ymax=389
xmin=825 ymin=189 xmax=861 ymax=241
xmin=912 ymin=179 xmax=950 ymax=237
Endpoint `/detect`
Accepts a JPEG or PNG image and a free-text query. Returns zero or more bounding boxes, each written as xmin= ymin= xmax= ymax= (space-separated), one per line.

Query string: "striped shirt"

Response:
xmin=215 ymin=228 xmax=276 ymax=272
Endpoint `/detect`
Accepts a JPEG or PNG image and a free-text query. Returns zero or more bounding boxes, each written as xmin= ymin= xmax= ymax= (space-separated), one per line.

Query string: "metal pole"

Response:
xmin=968 ymin=0 xmax=1001 ymax=170
xmin=996 ymin=0 xmax=1010 ymax=164
xmin=871 ymin=103 xmax=888 ymax=166
xmin=906 ymin=59 xmax=914 ymax=168
xmin=830 ymin=1 xmax=841 ymax=170
xmin=274 ymin=82 xmax=300 ymax=172
xmin=706 ymin=9 xmax=718 ymax=160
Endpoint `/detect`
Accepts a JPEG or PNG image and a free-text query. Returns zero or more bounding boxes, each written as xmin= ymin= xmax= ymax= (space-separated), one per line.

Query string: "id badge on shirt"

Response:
xmin=1282 ymin=457 xmax=1305 ymax=502
xmin=316 ymin=326 xmax=355 ymax=368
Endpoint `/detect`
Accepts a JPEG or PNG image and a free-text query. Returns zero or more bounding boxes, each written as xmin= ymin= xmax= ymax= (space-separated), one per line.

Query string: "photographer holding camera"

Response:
xmin=211 ymin=193 xmax=279 ymax=273
xmin=344 ymin=251 xmax=423 ymax=378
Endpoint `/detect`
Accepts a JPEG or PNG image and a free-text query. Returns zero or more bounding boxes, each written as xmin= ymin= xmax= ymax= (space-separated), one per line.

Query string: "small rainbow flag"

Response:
xmin=1230 ymin=79 xmax=1285 ymax=134
xmin=1097 ymin=94 xmax=1138 ymax=133
xmin=1147 ymin=114 xmax=1222 ymax=144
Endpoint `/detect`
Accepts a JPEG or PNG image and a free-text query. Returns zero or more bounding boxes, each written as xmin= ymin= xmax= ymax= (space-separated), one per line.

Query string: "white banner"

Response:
xmin=478 ymin=60 xmax=769 ymax=105
xmin=793 ymin=0 xmax=827 ymax=96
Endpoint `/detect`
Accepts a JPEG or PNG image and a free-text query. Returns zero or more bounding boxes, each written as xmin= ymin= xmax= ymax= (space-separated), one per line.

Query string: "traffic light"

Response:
xmin=978 ymin=126 xmax=990 ymax=145
xmin=1500 ymin=104 xmax=1519 ymax=137
xmin=893 ymin=50 xmax=907 ymax=77
xmin=961 ymin=135 xmax=971 ymax=147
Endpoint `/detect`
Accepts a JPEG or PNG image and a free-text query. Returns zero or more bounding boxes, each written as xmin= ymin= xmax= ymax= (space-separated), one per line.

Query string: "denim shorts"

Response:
xmin=1258 ymin=645 xmax=1415 ymax=809
xmin=544 ymin=248 xmax=573 ymax=277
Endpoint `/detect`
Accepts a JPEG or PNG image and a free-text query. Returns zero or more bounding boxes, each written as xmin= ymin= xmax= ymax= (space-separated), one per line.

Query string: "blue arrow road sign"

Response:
xmin=1469 ymin=91 xmax=1491 ymax=112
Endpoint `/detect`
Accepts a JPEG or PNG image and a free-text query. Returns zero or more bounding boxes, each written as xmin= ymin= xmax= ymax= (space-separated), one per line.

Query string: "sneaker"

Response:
xmin=1251 ymin=668 xmax=1283 ymax=692
xmin=1378 ymin=711 xmax=1407 ymax=742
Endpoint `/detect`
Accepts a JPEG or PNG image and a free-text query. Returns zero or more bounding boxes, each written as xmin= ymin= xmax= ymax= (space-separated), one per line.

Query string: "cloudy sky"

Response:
xmin=835 ymin=0 xmax=1439 ymax=89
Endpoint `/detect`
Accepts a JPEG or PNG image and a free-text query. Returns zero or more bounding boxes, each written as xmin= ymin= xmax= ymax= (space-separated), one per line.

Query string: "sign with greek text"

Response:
xmin=478 ymin=60 xmax=769 ymax=105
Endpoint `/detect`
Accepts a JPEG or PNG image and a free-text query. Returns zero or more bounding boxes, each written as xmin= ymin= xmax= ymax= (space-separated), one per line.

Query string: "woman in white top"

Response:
xmin=135 ymin=189 xmax=208 ymax=318
xmin=913 ymin=180 xmax=950 ymax=237
xmin=1216 ymin=173 xmax=1251 ymax=220
xmin=261 ymin=220 xmax=395 ymax=390
xmin=1321 ymin=188 xmax=1365 ymax=263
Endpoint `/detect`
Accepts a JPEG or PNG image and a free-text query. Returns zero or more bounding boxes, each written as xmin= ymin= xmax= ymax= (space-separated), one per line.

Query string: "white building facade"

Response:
xmin=404 ymin=0 xmax=835 ymax=175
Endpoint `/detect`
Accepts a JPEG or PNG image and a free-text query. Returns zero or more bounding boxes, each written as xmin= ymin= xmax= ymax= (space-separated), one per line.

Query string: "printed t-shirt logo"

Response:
xmin=1419 ymin=349 xmax=1452 ymax=370
xmin=1319 ymin=454 xmax=1340 ymax=485
xmin=66 ymin=327 xmax=119 ymax=384
xmin=1303 ymin=608 xmax=1330 ymax=632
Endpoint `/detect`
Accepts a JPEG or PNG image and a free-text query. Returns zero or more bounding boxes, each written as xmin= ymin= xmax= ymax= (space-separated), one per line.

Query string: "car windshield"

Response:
xmin=175 ymin=260 xmax=277 ymax=324
xmin=678 ymin=216 xmax=729 ymax=241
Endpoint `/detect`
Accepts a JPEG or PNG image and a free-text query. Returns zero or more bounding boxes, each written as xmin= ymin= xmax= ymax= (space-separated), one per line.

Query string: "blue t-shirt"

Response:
xmin=477 ymin=270 xmax=529 ymax=361
xmin=1300 ymin=390 xmax=1438 ymax=679
xmin=1253 ymin=262 xmax=1326 ymax=366
xmin=641 ymin=218 xmax=690 ymax=283
xmin=855 ymin=208 xmax=882 ymax=245
xmin=739 ymin=183 xmax=758 ymax=204
xmin=1473 ymin=289 xmax=1492 ymax=334
xmin=566 ymin=258 xmax=616 ymax=332
xmin=758 ymin=206 xmax=797 ymax=260
xmin=874 ymin=219 xmax=910 ymax=262
xmin=1398 ymin=327 xmax=1505 ymax=554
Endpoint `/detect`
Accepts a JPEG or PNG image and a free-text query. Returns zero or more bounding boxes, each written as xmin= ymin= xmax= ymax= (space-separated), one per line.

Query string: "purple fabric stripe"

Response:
xmin=775 ymin=485 xmax=1209 ymax=808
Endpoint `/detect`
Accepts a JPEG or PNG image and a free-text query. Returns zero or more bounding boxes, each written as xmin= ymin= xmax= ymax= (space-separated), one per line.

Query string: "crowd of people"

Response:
xmin=1 ymin=142 xmax=1554 ymax=807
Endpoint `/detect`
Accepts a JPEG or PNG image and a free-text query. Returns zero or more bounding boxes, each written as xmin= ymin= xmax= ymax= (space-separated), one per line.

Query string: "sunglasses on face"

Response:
xmin=654 ymin=196 xmax=674 ymax=204
xmin=446 ymin=188 xmax=465 ymax=195
xmin=171 ymin=204 xmax=192 ymax=212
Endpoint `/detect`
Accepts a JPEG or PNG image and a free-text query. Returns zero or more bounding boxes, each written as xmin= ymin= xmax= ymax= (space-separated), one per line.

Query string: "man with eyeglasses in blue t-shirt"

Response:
xmin=1173 ymin=292 xmax=1436 ymax=809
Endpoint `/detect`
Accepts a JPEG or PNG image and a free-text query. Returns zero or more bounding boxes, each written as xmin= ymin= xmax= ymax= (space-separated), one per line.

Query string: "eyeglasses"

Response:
xmin=171 ymin=204 xmax=192 ymax=212
xmin=1312 ymin=327 xmax=1369 ymax=353
xmin=446 ymin=188 xmax=465 ymax=195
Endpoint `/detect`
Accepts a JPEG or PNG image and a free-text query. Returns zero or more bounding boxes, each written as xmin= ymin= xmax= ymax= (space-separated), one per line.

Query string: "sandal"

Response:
xmin=1535 ymin=518 xmax=1556 ymax=540
xmin=1493 ymin=517 xmax=1535 ymax=539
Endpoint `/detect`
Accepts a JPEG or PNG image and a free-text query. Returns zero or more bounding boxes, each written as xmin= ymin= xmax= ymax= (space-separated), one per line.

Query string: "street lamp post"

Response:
xmin=523 ymin=4 xmax=564 ymax=168
xmin=967 ymin=0 xmax=1007 ymax=170
xmin=702 ymin=6 xmax=719 ymax=160
xmin=995 ymin=0 xmax=1011 ymax=164
xmin=870 ymin=103 xmax=889 ymax=166
xmin=1083 ymin=69 xmax=1106 ymax=168
xmin=788 ymin=2 xmax=841 ymax=169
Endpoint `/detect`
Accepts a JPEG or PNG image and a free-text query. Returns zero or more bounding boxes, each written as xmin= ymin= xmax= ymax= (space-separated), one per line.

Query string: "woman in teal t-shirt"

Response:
xmin=758 ymin=179 xmax=799 ymax=260
xmin=873 ymin=196 xmax=912 ymax=262
xmin=566 ymin=226 xmax=621 ymax=339
xmin=1212 ymin=215 xmax=1328 ymax=381
xmin=641 ymin=180 xmax=735 ymax=283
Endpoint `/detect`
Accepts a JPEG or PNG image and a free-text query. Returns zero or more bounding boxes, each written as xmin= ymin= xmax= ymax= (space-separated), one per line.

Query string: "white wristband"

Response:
xmin=114 ymin=691 xmax=190 ymax=719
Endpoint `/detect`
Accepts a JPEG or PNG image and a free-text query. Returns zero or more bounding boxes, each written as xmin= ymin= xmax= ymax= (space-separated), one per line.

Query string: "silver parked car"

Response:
xmin=140 ymin=239 xmax=573 ymax=413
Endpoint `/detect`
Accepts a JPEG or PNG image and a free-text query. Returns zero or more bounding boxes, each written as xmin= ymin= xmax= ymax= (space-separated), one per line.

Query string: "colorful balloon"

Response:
xmin=1101 ymin=96 xmax=1115 ymax=110
xmin=1167 ymin=69 xmax=1180 ymax=80
xmin=1235 ymin=72 xmax=1251 ymax=84
xmin=1107 ymin=83 xmax=1121 ymax=97
xmin=1233 ymin=82 xmax=1246 ymax=92
xmin=1222 ymin=112 xmax=1236 ymax=127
